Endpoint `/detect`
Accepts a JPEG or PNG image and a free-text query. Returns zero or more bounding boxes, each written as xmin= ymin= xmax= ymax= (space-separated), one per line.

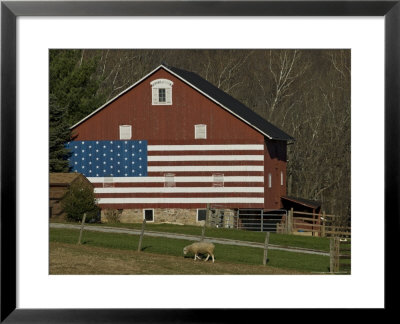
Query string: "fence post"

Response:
xmin=201 ymin=203 xmax=211 ymax=240
xmin=137 ymin=218 xmax=146 ymax=252
xmin=321 ymin=211 xmax=326 ymax=237
xmin=287 ymin=208 xmax=293 ymax=234
xmin=330 ymin=236 xmax=340 ymax=273
xmin=329 ymin=237 xmax=334 ymax=273
xmin=77 ymin=213 xmax=87 ymax=245
xmin=260 ymin=209 xmax=264 ymax=232
xmin=263 ymin=232 xmax=270 ymax=265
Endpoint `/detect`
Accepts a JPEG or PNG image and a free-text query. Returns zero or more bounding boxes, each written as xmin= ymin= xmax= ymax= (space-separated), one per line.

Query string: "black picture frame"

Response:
xmin=1 ymin=0 xmax=398 ymax=322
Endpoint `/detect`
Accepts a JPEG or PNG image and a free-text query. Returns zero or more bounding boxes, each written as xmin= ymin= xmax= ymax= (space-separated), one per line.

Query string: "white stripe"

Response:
xmin=147 ymin=144 xmax=264 ymax=151
xmin=95 ymin=187 xmax=264 ymax=193
xmin=97 ymin=197 xmax=264 ymax=204
xmin=148 ymin=155 xmax=263 ymax=161
xmin=87 ymin=176 xmax=264 ymax=183
xmin=148 ymin=165 xmax=264 ymax=172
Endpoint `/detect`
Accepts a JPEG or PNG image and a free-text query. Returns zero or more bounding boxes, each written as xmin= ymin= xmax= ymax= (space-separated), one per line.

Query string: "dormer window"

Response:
xmin=150 ymin=79 xmax=173 ymax=105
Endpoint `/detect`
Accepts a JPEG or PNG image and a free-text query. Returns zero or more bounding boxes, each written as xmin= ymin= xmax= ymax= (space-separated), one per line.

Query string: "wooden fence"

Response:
xmin=290 ymin=209 xmax=351 ymax=238
xmin=330 ymin=237 xmax=351 ymax=274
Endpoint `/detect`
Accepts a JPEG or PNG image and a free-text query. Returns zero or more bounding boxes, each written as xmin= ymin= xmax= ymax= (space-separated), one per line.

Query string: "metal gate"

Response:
xmin=207 ymin=207 xmax=287 ymax=232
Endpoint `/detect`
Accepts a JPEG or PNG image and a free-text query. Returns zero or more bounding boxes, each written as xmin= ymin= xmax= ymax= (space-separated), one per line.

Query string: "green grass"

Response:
xmin=82 ymin=221 xmax=330 ymax=252
xmin=50 ymin=228 xmax=330 ymax=273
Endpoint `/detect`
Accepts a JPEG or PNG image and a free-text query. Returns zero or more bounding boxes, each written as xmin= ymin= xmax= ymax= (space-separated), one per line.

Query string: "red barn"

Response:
xmin=68 ymin=64 xmax=294 ymax=224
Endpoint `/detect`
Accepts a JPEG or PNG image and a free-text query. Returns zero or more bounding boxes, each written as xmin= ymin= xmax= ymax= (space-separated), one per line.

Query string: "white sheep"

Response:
xmin=183 ymin=241 xmax=215 ymax=263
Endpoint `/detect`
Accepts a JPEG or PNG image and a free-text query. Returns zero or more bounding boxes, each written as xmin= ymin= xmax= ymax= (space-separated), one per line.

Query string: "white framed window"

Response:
xmin=281 ymin=171 xmax=284 ymax=186
xmin=164 ymin=173 xmax=175 ymax=187
xmin=150 ymin=79 xmax=173 ymax=105
xmin=212 ymin=173 xmax=224 ymax=187
xmin=268 ymin=173 xmax=272 ymax=188
xmin=143 ymin=209 xmax=154 ymax=222
xmin=119 ymin=125 xmax=132 ymax=140
xmin=197 ymin=209 xmax=207 ymax=222
xmin=195 ymin=124 xmax=207 ymax=139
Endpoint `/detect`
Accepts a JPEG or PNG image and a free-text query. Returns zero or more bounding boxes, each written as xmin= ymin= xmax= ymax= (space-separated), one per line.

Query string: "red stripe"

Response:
xmin=148 ymin=150 xmax=264 ymax=156
xmin=147 ymin=161 xmax=264 ymax=166
xmin=99 ymin=203 xmax=265 ymax=209
xmin=93 ymin=182 xmax=264 ymax=188
xmin=95 ymin=192 xmax=264 ymax=198
xmin=147 ymin=140 xmax=264 ymax=145
xmin=147 ymin=171 xmax=264 ymax=177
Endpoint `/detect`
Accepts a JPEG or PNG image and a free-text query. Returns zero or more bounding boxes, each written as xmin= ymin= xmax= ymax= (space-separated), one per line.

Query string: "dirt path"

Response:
xmin=50 ymin=223 xmax=329 ymax=256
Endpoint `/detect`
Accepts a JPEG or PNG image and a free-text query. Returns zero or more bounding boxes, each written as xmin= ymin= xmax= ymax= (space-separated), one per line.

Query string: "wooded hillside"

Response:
xmin=49 ymin=49 xmax=350 ymax=224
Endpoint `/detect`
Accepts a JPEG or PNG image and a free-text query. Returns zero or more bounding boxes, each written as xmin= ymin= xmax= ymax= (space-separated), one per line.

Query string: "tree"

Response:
xmin=50 ymin=49 xmax=105 ymax=127
xmin=61 ymin=180 xmax=100 ymax=222
xmin=49 ymin=49 xmax=106 ymax=171
xmin=49 ymin=94 xmax=71 ymax=172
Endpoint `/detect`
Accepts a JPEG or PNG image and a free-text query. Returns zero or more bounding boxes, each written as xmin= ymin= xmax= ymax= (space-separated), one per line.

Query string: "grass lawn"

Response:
xmin=52 ymin=220 xmax=331 ymax=252
xmin=50 ymin=228 xmax=330 ymax=274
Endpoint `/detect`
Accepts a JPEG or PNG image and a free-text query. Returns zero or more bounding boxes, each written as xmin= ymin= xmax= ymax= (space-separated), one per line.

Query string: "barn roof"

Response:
xmin=71 ymin=64 xmax=294 ymax=142
xmin=49 ymin=172 xmax=92 ymax=186
xmin=281 ymin=196 xmax=321 ymax=209
xmin=165 ymin=65 xmax=294 ymax=141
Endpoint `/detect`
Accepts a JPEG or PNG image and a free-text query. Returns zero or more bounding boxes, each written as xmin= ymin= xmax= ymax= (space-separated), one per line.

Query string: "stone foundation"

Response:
xmin=101 ymin=208 xmax=236 ymax=227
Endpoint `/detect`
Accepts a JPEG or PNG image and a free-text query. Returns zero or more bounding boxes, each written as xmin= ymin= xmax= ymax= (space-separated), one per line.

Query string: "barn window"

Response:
xmin=119 ymin=125 xmax=132 ymax=140
xmin=143 ymin=209 xmax=154 ymax=222
xmin=197 ymin=209 xmax=207 ymax=222
xmin=195 ymin=124 xmax=207 ymax=139
xmin=212 ymin=173 xmax=224 ymax=187
xmin=268 ymin=173 xmax=272 ymax=188
xmin=164 ymin=173 xmax=175 ymax=187
xmin=281 ymin=171 xmax=284 ymax=186
xmin=150 ymin=79 xmax=173 ymax=105
xmin=103 ymin=176 xmax=114 ymax=188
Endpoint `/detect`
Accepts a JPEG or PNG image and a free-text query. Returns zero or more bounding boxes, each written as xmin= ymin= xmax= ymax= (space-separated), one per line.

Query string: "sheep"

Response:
xmin=183 ymin=241 xmax=215 ymax=263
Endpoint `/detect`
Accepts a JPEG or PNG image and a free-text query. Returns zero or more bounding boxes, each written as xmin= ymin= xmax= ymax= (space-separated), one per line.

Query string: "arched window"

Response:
xmin=150 ymin=79 xmax=173 ymax=105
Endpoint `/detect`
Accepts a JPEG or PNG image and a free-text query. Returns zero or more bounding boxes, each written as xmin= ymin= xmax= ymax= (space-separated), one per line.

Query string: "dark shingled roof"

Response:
xmin=165 ymin=65 xmax=294 ymax=142
xmin=281 ymin=196 xmax=321 ymax=209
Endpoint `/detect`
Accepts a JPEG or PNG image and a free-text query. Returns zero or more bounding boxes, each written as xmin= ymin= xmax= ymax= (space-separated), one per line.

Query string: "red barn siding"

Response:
xmin=73 ymin=69 xmax=263 ymax=144
xmin=264 ymin=140 xmax=287 ymax=209
xmin=71 ymin=67 xmax=288 ymax=211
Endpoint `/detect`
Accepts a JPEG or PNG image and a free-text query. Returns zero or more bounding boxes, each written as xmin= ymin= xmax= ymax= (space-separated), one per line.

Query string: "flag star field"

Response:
xmin=66 ymin=140 xmax=148 ymax=177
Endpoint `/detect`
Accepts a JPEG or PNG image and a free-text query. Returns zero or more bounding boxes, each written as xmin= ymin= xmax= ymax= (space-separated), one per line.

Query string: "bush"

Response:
xmin=61 ymin=179 xmax=100 ymax=222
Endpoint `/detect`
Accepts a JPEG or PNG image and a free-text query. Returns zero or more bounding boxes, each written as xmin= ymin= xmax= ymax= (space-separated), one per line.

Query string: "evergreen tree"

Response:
xmin=61 ymin=180 xmax=100 ymax=222
xmin=49 ymin=49 xmax=105 ymax=172
xmin=49 ymin=94 xmax=71 ymax=172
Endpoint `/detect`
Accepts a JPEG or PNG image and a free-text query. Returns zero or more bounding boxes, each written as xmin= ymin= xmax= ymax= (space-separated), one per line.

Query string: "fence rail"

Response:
xmin=205 ymin=206 xmax=350 ymax=238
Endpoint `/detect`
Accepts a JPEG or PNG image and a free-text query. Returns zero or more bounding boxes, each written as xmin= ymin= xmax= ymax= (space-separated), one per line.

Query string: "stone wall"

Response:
xmin=101 ymin=208 xmax=236 ymax=227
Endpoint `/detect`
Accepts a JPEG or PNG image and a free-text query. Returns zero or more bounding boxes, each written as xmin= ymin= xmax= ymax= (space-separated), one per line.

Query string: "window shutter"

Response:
xmin=119 ymin=125 xmax=132 ymax=140
xmin=165 ymin=88 xmax=172 ymax=104
xmin=195 ymin=125 xmax=207 ymax=139
xmin=152 ymin=88 xmax=159 ymax=105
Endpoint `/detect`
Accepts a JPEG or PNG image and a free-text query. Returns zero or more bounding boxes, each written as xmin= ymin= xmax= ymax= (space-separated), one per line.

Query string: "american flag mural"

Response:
xmin=67 ymin=141 xmax=265 ymax=209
